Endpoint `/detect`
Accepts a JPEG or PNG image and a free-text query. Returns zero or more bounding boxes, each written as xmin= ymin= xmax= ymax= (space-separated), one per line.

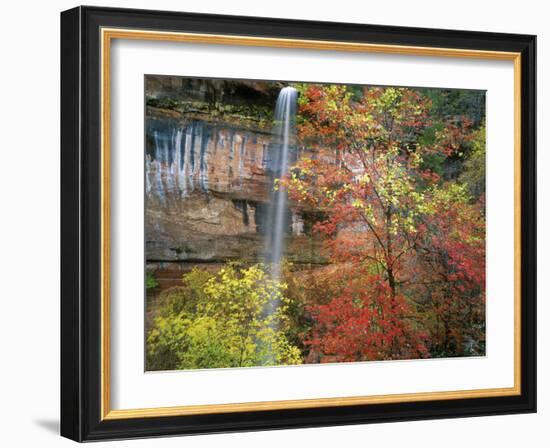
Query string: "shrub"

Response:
xmin=146 ymin=263 xmax=302 ymax=370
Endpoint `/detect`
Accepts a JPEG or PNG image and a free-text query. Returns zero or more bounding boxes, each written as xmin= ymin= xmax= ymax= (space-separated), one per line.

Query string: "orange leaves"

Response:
xmin=304 ymin=268 xmax=429 ymax=362
xmin=286 ymin=84 xmax=486 ymax=360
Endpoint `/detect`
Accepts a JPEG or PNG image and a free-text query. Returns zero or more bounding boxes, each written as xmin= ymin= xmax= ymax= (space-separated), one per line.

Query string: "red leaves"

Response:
xmin=304 ymin=269 xmax=429 ymax=362
xmin=412 ymin=189 xmax=486 ymax=354
xmin=421 ymin=192 xmax=486 ymax=289
xmin=287 ymin=84 xmax=486 ymax=360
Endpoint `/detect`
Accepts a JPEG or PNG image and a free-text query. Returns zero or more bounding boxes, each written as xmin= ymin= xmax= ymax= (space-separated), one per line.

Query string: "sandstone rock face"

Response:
xmin=145 ymin=107 xmax=326 ymax=289
xmin=146 ymin=116 xmax=273 ymax=201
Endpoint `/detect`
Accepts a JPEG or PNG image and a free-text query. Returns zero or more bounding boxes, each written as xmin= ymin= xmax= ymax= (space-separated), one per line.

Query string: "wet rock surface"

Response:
xmin=145 ymin=105 xmax=327 ymax=291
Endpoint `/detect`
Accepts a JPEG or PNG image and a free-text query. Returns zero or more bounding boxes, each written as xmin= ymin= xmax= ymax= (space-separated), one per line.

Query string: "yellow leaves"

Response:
xmin=409 ymin=151 xmax=423 ymax=169
xmin=327 ymin=99 xmax=338 ymax=111
xmin=389 ymin=215 xmax=399 ymax=236
xmin=358 ymin=173 xmax=371 ymax=185
xmin=148 ymin=262 xmax=302 ymax=370
xmin=429 ymin=182 xmax=471 ymax=210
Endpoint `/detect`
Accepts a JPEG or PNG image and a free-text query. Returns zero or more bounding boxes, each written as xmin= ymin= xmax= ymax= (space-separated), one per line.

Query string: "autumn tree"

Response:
xmin=459 ymin=125 xmax=486 ymax=198
xmin=412 ymin=185 xmax=486 ymax=356
xmin=283 ymin=84 xmax=484 ymax=360
xmin=303 ymin=264 xmax=429 ymax=362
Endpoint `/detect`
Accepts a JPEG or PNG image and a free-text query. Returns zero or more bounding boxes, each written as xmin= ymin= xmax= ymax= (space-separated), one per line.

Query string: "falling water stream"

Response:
xmin=266 ymin=86 xmax=298 ymax=281
xmin=260 ymin=86 xmax=298 ymax=364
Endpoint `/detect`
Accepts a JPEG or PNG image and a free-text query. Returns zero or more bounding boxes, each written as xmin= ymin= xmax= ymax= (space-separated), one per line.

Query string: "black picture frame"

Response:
xmin=61 ymin=5 xmax=536 ymax=442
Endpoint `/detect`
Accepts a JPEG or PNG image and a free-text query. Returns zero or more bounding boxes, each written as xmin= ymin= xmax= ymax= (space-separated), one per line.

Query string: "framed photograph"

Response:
xmin=61 ymin=6 xmax=536 ymax=441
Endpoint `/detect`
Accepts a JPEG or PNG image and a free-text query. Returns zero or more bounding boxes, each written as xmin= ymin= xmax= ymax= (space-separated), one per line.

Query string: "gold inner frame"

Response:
xmin=100 ymin=27 xmax=522 ymax=420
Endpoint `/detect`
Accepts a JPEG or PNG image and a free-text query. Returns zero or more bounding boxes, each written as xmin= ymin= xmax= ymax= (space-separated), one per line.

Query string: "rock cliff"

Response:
xmin=145 ymin=84 xmax=326 ymax=291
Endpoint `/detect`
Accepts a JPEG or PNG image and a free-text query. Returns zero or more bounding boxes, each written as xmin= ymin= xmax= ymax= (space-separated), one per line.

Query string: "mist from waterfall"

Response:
xmin=265 ymin=86 xmax=298 ymax=281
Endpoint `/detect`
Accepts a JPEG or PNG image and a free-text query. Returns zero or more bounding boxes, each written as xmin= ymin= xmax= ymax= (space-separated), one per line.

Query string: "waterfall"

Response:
xmin=261 ymin=86 xmax=297 ymax=364
xmin=266 ymin=86 xmax=298 ymax=281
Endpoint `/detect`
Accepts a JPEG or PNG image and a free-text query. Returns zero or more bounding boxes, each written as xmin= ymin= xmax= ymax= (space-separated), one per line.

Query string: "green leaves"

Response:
xmin=146 ymin=263 xmax=302 ymax=370
xmin=145 ymin=271 xmax=159 ymax=290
